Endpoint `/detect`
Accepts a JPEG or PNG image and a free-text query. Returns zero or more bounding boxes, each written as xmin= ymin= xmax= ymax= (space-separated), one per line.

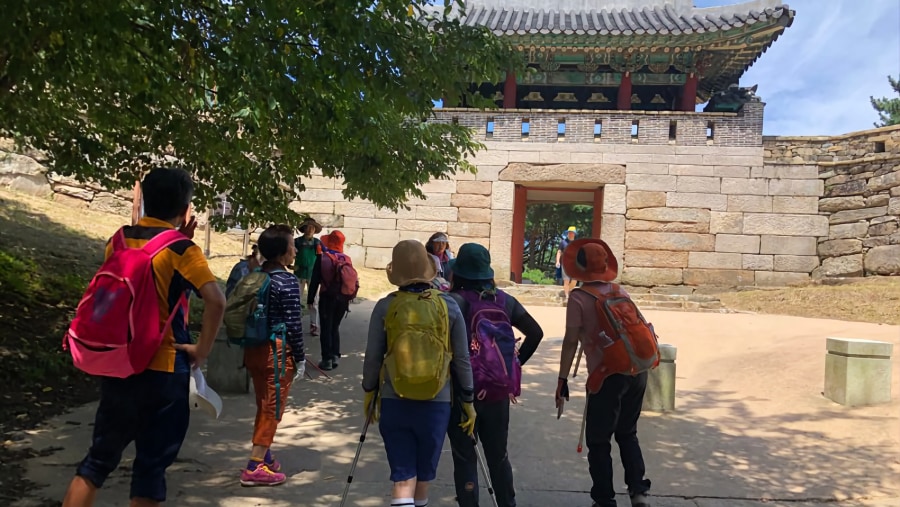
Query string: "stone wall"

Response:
xmin=439 ymin=102 xmax=763 ymax=146
xmin=6 ymin=102 xmax=895 ymax=286
xmin=290 ymin=103 xmax=823 ymax=286
xmin=763 ymin=125 xmax=900 ymax=278
xmin=0 ymin=140 xmax=134 ymax=216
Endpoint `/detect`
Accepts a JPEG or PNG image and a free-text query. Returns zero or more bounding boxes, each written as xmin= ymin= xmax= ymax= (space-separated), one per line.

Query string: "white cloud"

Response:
xmin=738 ymin=0 xmax=900 ymax=135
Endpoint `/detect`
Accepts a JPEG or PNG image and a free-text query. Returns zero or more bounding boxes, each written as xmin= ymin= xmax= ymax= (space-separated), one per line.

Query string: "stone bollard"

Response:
xmin=824 ymin=337 xmax=893 ymax=407
xmin=643 ymin=344 xmax=677 ymax=412
xmin=205 ymin=328 xmax=250 ymax=394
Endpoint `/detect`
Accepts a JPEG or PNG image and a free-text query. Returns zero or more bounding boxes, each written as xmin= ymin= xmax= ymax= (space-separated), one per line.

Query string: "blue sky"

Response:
xmin=698 ymin=0 xmax=900 ymax=135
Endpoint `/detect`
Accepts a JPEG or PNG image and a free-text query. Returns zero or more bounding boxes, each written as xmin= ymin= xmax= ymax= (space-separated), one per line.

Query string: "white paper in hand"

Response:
xmin=189 ymin=367 xmax=223 ymax=419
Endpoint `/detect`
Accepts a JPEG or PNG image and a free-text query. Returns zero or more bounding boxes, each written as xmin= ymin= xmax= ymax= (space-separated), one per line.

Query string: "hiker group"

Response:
xmin=61 ymin=167 xmax=661 ymax=507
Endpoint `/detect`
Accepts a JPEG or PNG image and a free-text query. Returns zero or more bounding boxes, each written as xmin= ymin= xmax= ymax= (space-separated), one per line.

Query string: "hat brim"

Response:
xmin=447 ymin=258 xmax=494 ymax=280
xmin=561 ymin=238 xmax=618 ymax=283
xmin=189 ymin=373 xmax=222 ymax=419
xmin=386 ymin=256 xmax=439 ymax=287
xmin=300 ymin=218 xmax=323 ymax=234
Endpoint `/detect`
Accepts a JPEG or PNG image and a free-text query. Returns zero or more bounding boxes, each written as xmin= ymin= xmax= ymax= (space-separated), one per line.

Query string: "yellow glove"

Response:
xmin=459 ymin=401 xmax=477 ymax=436
xmin=364 ymin=391 xmax=380 ymax=422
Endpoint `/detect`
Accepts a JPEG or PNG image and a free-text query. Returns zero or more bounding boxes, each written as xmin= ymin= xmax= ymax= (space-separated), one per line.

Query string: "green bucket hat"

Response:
xmin=448 ymin=243 xmax=494 ymax=280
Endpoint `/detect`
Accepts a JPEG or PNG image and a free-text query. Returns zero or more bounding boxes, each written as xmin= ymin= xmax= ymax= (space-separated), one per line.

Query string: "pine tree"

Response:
xmin=871 ymin=76 xmax=900 ymax=127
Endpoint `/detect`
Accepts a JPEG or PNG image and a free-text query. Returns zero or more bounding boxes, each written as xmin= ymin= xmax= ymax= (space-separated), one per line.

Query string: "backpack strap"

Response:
xmin=142 ymin=229 xmax=189 ymax=257
xmin=162 ymin=292 xmax=189 ymax=335
xmin=270 ymin=324 xmax=287 ymax=420
xmin=111 ymin=227 xmax=128 ymax=252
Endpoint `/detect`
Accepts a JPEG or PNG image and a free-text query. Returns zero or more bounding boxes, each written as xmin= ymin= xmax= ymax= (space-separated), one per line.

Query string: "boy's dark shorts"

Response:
xmin=379 ymin=398 xmax=451 ymax=482
xmin=76 ymin=369 xmax=190 ymax=502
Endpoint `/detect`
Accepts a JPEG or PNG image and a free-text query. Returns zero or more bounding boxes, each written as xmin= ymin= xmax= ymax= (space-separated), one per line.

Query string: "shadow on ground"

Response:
xmin=14 ymin=306 xmax=900 ymax=507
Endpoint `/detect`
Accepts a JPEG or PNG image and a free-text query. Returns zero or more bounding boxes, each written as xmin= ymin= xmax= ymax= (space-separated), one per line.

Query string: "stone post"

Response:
xmin=824 ymin=337 xmax=893 ymax=407
xmin=205 ymin=328 xmax=250 ymax=394
xmin=643 ymin=344 xmax=677 ymax=412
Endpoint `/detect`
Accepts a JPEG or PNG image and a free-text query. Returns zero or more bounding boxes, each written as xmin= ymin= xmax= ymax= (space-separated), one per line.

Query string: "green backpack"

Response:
xmin=383 ymin=289 xmax=452 ymax=401
xmin=224 ymin=268 xmax=289 ymax=417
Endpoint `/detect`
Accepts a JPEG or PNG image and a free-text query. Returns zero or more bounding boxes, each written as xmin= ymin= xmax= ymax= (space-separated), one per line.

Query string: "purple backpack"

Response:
xmin=459 ymin=290 xmax=522 ymax=402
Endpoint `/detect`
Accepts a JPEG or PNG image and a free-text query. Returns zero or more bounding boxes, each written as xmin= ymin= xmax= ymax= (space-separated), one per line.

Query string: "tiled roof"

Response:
xmin=425 ymin=0 xmax=791 ymax=36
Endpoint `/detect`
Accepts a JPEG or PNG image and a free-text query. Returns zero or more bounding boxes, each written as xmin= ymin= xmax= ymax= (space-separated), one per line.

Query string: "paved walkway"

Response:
xmin=14 ymin=303 xmax=900 ymax=507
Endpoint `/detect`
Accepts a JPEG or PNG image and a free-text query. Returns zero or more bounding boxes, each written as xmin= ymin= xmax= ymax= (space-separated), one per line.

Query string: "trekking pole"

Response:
xmin=339 ymin=395 xmax=376 ymax=507
xmin=577 ymin=394 xmax=589 ymax=454
xmin=306 ymin=360 xmax=332 ymax=380
xmin=473 ymin=439 xmax=499 ymax=507
xmin=572 ymin=343 xmax=584 ymax=378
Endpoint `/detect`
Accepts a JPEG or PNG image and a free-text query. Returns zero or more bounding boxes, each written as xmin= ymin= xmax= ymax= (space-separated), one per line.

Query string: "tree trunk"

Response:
xmin=130 ymin=181 xmax=142 ymax=225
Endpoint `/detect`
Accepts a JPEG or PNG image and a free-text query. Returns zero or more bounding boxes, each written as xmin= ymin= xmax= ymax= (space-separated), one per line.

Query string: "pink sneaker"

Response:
xmin=240 ymin=463 xmax=286 ymax=487
xmin=265 ymin=456 xmax=281 ymax=472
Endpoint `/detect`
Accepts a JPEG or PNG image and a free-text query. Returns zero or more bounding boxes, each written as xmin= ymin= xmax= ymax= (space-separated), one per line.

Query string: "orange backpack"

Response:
xmin=579 ymin=284 xmax=660 ymax=393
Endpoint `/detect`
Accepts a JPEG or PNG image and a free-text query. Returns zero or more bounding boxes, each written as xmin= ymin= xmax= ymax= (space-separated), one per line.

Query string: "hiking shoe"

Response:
xmin=630 ymin=493 xmax=650 ymax=507
xmin=310 ymin=324 xmax=318 ymax=337
xmin=240 ymin=463 xmax=286 ymax=487
xmin=318 ymin=359 xmax=334 ymax=371
xmin=264 ymin=456 xmax=281 ymax=473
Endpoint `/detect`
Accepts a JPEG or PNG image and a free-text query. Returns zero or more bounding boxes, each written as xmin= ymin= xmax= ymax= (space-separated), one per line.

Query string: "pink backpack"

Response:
xmin=321 ymin=250 xmax=359 ymax=302
xmin=64 ymin=227 xmax=188 ymax=377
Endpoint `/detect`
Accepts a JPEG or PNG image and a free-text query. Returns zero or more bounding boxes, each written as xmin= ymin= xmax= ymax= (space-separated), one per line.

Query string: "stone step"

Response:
xmin=506 ymin=288 xmax=728 ymax=312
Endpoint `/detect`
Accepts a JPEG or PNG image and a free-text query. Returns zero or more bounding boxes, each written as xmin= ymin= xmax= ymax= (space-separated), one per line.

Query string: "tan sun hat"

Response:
xmin=386 ymin=240 xmax=438 ymax=287
xmin=299 ymin=217 xmax=323 ymax=234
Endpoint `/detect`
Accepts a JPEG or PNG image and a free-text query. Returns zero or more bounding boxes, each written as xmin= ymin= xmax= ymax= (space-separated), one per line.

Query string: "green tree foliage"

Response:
xmin=0 ymin=1 xmax=517 ymax=226
xmin=871 ymin=76 xmax=900 ymax=127
xmin=523 ymin=204 xmax=594 ymax=273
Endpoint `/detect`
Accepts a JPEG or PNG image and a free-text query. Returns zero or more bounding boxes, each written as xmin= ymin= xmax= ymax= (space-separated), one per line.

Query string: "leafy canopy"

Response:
xmin=0 ymin=1 xmax=517 ymax=227
xmin=871 ymin=75 xmax=900 ymax=127
xmin=523 ymin=203 xmax=594 ymax=272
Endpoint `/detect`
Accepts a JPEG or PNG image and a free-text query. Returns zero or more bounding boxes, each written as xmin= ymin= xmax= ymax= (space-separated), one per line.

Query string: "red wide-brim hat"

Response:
xmin=561 ymin=238 xmax=618 ymax=283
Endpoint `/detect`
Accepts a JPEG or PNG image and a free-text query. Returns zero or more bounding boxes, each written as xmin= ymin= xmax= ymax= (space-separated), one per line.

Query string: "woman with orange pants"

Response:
xmin=241 ymin=224 xmax=306 ymax=487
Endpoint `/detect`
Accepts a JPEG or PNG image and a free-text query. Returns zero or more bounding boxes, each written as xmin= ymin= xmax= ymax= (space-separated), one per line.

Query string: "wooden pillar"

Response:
xmin=510 ymin=185 xmax=527 ymax=283
xmin=617 ymin=72 xmax=632 ymax=111
xmin=204 ymin=210 xmax=212 ymax=258
xmin=592 ymin=187 xmax=604 ymax=239
xmin=130 ymin=181 xmax=142 ymax=225
xmin=681 ymin=72 xmax=698 ymax=112
xmin=503 ymin=72 xmax=517 ymax=109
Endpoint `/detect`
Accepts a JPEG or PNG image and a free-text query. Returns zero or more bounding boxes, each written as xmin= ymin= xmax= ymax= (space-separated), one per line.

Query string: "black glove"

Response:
xmin=556 ymin=377 xmax=570 ymax=401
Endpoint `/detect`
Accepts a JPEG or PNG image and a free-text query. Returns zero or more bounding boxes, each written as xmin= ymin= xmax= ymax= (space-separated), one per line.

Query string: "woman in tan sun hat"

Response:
xmin=362 ymin=239 xmax=475 ymax=507
xmin=555 ymin=238 xmax=653 ymax=507
xmin=294 ymin=218 xmax=323 ymax=336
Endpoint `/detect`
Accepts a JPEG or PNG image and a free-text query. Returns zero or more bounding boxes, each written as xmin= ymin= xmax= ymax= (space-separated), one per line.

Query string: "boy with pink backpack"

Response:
xmin=62 ymin=168 xmax=226 ymax=507
xmin=445 ymin=243 xmax=544 ymax=507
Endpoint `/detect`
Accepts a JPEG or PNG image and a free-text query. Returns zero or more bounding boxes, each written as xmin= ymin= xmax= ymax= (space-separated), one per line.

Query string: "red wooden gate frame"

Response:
xmin=509 ymin=186 xmax=604 ymax=283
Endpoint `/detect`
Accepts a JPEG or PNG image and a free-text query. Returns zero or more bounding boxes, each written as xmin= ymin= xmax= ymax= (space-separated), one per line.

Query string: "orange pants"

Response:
xmin=244 ymin=340 xmax=296 ymax=447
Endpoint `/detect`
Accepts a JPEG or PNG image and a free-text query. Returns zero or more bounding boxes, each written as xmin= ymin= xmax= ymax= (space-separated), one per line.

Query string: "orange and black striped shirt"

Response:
xmin=104 ymin=217 xmax=217 ymax=373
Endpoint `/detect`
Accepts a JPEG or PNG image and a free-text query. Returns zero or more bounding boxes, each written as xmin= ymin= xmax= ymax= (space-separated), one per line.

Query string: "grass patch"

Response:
xmin=0 ymin=249 xmax=88 ymax=384
xmin=522 ymin=268 xmax=556 ymax=285
xmin=718 ymin=277 xmax=900 ymax=326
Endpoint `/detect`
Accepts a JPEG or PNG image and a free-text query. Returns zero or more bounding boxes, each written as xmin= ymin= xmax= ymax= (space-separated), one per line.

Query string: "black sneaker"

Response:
xmin=317 ymin=359 xmax=334 ymax=371
xmin=630 ymin=493 xmax=650 ymax=507
xmin=331 ymin=356 xmax=340 ymax=368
